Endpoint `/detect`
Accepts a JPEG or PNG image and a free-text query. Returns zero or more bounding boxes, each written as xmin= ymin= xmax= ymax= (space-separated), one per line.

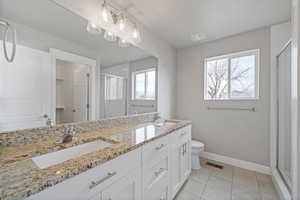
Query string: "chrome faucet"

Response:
xmin=55 ymin=125 xmax=76 ymax=144
xmin=64 ymin=125 xmax=76 ymax=137
xmin=62 ymin=125 xmax=76 ymax=143
xmin=43 ymin=114 xmax=53 ymax=127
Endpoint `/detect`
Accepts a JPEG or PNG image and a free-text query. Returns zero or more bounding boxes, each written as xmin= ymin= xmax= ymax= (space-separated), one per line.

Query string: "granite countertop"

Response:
xmin=0 ymin=120 xmax=191 ymax=200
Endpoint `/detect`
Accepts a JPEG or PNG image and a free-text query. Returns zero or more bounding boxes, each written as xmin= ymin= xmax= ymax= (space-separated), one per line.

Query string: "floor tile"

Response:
xmin=181 ymin=178 xmax=206 ymax=198
xmin=232 ymin=183 xmax=262 ymax=200
xmin=258 ymin=180 xmax=279 ymax=200
xmin=233 ymin=167 xmax=259 ymax=190
xmin=190 ymin=168 xmax=212 ymax=184
xmin=202 ymin=176 xmax=232 ymax=200
xmin=256 ymin=172 xmax=273 ymax=184
xmin=175 ymin=190 xmax=201 ymax=200
xmin=175 ymin=159 xmax=280 ymax=200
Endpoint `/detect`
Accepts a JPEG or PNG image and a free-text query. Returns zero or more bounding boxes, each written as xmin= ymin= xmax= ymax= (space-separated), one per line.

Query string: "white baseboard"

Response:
xmin=201 ymin=151 xmax=271 ymax=175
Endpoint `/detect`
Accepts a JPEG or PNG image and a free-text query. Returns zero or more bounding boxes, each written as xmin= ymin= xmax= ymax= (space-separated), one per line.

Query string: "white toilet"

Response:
xmin=191 ymin=140 xmax=205 ymax=169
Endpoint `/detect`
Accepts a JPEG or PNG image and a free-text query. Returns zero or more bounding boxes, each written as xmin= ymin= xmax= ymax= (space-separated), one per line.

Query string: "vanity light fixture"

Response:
xmin=104 ymin=30 xmax=117 ymax=42
xmin=86 ymin=0 xmax=142 ymax=47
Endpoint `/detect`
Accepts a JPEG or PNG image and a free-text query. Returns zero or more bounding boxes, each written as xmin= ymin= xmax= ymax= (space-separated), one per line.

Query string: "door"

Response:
xmin=72 ymin=71 xmax=90 ymax=122
xmin=277 ymin=41 xmax=292 ymax=190
xmin=55 ymin=60 xmax=91 ymax=124
xmin=101 ymin=168 xmax=141 ymax=200
xmin=0 ymin=42 xmax=51 ymax=132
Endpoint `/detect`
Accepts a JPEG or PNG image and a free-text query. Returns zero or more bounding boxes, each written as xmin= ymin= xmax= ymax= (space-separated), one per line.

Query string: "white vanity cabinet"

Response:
xmin=141 ymin=135 xmax=170 ymax=200
xmin=170 ymin=126 xmax=192 ymax=199
xmin=27 ymin=148 xmax=142 ymax=200
xmin=26 ymin=125 xmax=191 ymax=200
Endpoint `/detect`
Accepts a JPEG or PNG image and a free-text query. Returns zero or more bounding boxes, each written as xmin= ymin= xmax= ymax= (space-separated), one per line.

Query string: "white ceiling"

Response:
xmin=0 ymin=0 xmax=151 ymax=66
xmin=113 ymin=0 xmax=291 ymax=48
xmin=1 ymin=0 xmax=291 ymax=51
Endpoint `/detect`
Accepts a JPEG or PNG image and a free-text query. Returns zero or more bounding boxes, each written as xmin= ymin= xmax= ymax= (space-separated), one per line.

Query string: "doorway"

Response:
xmin=50 ymin=49 xmax=97 ymax=124
xmin=55 ymin=59 xmax=91 ymax=124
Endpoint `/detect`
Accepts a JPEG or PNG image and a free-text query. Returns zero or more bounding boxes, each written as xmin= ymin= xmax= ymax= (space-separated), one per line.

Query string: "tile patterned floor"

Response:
xmin=175 ymin=159 xmax=279 ymax=200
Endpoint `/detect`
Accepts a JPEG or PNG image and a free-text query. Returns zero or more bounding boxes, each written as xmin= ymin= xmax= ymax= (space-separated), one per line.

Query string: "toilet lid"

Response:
xmin=192 ymin=140 xmax=204 ymax=148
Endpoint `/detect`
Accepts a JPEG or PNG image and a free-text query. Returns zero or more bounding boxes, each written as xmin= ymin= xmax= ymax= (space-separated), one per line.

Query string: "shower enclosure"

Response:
xmin=276 ymin=41 xmax=292 ymax=191
xmin=100 ymin=73 xmax=128 ymax=119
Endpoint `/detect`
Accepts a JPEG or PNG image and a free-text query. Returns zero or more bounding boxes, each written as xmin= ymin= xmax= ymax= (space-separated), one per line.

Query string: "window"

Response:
xmin=204 ymin=49 xmax=259 ymax=100
xmin=133 ymin=69 xmax=156 ymax=100
xmin=105 ymin=75 xmax=123 ymax=100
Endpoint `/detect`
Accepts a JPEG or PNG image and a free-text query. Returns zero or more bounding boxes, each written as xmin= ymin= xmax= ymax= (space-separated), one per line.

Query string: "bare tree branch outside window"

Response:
xmin=206 ymin=54 xmax=256 ymax=100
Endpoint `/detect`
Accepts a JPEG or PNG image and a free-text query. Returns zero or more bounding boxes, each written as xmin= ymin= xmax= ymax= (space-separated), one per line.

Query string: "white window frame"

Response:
xmin=204 ymin=49 xmax=260 ymax=100
xmin=132 ymin=68 xmax=156 ymax=100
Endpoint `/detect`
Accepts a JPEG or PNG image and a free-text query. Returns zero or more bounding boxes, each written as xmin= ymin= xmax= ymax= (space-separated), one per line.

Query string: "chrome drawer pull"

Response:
xmin=155 ymin=144 xmax=165 ymax=150
xmin=180 ymin=132 xmax=187 ymax=136
xmin=154 ymin=168 xmax=166 ymax=177
xmin=89 ymin=172 xmax=117 ymax=189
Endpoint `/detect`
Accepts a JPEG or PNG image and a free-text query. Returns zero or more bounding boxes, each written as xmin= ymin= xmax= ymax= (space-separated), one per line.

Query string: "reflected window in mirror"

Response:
xmin=133 ymin=68 xmax=156 ymax=100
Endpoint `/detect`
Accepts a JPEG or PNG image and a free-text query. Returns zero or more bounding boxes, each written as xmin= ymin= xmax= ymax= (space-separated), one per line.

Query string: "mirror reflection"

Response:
xmin=0 ymin=0 xmax=158 ymax=132
xmin=100 ymin=56 xmax=157 ymax=119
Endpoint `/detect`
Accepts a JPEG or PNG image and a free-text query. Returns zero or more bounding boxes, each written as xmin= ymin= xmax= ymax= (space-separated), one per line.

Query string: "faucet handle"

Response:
xmin=64 ymin=125 xmax=76 ymax=136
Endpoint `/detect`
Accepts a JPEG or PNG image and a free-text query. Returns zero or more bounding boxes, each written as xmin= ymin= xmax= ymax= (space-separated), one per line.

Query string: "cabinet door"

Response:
xmin=181 ymin=140 xmax=191 ymax=182
xmin=144 ymin=172 xmax=169 ymax=200
xmin=102 ymin=168 xmax=141 ymax=200
xmin=170 ymin=143 xmax=183 ymax=198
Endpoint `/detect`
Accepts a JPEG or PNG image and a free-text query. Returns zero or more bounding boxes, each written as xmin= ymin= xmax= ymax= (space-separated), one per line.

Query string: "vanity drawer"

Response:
xmin=27 ymin=148 xmax=141 ymax=200
xmin=142 ymin=135 xmax=169 ymax=165
xmin=144 ymin=155 xmax=168 ymax=189
xmin=173 ymin=125 xmax=191 ymax=144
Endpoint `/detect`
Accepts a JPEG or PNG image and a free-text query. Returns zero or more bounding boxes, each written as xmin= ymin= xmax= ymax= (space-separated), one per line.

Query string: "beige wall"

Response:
xmin=176 ymin=27 xmax=271 ymax=166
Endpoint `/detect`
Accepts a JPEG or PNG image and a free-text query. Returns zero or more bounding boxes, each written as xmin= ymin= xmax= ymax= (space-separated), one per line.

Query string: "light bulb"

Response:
xmin=119 ymin=17 xmax=125 ymax=31
xmin=104 ymin=30 xmax=117 ymax=42
xmin=132 ymin=26 xmax=141 ymax=43
xmin=86 ymin=21 xmax=102 ymax=34
xmin=118 ymin=38 xmax=129 ymax=47
xmin=102 ymin=2 xmax=109 ymax=22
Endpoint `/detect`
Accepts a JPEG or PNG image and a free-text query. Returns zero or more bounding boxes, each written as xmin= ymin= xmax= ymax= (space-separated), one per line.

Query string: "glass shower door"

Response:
xmin=277 ymin=41 xmax=292 ymax=190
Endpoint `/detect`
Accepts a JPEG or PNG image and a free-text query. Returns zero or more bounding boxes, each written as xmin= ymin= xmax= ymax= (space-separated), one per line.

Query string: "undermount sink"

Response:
xmin=32 ymin=140 xmax=112 ymax=169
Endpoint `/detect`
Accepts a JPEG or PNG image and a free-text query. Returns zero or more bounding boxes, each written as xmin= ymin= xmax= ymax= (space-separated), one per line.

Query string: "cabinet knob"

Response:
xmin=155 ymin=144 xmax=166 ymax=150
xmin=154 ymin=168 xmax=166 ymax=177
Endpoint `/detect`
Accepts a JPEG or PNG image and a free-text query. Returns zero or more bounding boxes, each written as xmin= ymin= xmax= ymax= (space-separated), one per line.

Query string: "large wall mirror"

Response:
xmin=0 ymin=0 xmax=158 ymax=132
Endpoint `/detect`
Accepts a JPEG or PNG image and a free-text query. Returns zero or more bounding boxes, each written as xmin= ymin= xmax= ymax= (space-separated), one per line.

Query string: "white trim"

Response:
xmin=201 ymin=151 xmax=271 ymax=175
xmin=204 ymin=49 xmax=260 ymax=100
xmin=272 ymin=169 xmax=292 ymax=200
xmin=49 ymin=48 xmax=98 ymax=124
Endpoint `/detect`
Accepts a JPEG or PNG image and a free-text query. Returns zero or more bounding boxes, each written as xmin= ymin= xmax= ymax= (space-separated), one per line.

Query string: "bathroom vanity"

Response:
xmin=0 ymin=115 xmax=191 ymax=200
